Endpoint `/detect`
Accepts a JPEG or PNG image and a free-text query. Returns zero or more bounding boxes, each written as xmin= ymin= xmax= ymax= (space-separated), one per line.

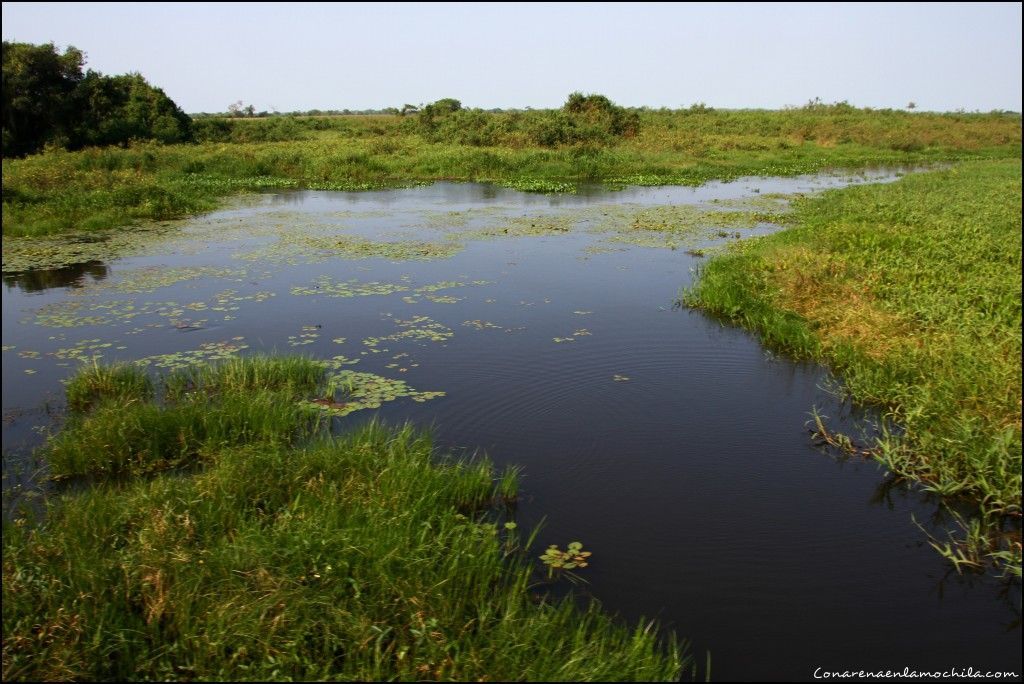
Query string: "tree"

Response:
xmin=416 ymin=98 xmax=463 ymax=131
xmin=2 ymin=41 xmax=85 ymax=156
xmin=72 ymin=72 xmax=192 ymax=147
xmin=3 ymin=41 xmax=191 ymax=156
xmin=561 ymin=92 xmax=640 ymax=139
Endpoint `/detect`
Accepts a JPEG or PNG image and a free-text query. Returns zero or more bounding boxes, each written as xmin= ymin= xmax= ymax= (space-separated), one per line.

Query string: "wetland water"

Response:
xmin=2 ymin=172 xmax=1020 ymax=681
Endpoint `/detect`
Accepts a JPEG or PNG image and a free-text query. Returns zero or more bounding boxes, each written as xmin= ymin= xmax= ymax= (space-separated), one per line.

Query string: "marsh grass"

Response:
xmin=162 ymin=355 xmax=323 ymax=402
xmin=685 ymin=159 xmax=1022 ymax=574
xmin=3 ymin=108 xmax=1020 ymax=237
xmin=50 ymin=357 xmax=329 ymax=479
xmin=3 ymin=358 xmax=687 ymax=681
xmin=64 ymin=360 xmax=154 ymax=413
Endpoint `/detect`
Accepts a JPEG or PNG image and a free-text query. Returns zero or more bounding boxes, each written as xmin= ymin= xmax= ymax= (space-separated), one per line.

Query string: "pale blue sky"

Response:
xmin=3 ymin=2 xmax=1021 ymax=113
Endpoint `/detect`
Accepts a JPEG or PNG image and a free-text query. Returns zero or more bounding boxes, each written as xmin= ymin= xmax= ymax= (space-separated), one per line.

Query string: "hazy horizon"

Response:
xmin=3 ymin=2 xmax=1021 ymax=114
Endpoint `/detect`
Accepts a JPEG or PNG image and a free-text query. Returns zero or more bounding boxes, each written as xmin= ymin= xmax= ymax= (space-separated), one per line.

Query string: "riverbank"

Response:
xmin=684 ymin=159 xmax=1022 ymax=575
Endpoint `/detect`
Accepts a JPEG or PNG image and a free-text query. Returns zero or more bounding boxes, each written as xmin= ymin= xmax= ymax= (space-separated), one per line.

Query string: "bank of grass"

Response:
xmin=3 ymin=107 xmax=1020 ymax=237
xmin=2 ymin=357 xmax=687 ymax=681
xmin=684 ymin=159 xmax=1022 ymax=574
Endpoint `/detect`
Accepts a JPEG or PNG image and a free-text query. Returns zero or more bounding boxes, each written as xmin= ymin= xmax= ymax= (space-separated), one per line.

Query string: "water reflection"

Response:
xmin=3 ymin=260 xmax=109 ymax=293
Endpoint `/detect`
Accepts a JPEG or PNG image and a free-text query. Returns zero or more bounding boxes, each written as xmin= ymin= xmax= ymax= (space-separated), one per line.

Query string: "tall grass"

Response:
xmin=685 ymin=159 xmax=1022 ymax=575
xmin=50 ymin=356 xmax=327 ymax=480
xmin=3 ymin=358 xmax=687 ymax=681
xmin=64 ymin=360 xmax=154 ymax=413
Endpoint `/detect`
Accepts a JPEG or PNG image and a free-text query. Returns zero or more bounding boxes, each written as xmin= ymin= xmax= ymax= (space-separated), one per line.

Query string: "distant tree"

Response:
xmin=2 ymin=41 xmax=85 ymax=156
xmin=907 ymin=101 xmax=917 ymax=110
xmin=431 ymin=98 xmax=461 ymax=114
xmin=561 ymin=92 xmax=640 ymax=139
xmin=416 ymin=98 xmax=463 ymax=130
xmin=399 ymin=103 xmax=419 ymax=116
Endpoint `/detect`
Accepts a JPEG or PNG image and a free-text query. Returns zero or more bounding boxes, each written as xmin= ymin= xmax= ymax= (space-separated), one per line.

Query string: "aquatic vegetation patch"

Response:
xmin=405 ymin=201 xmax=793 ymax=257
xmin=706 ymin=192 xmax=797 ymax=212
xmin=136 ymin=339 xmax=251 ymax=371
xmin=414 ymin=279 xmax=491 ymax=292
xmin=553 ymin=327 xmax=594 ymax=344
xmin=292 ymin=277 xmax=490 ymax=303
xmin=304 ymin=370 xmax=445 ymax=417
xmin=71 ymin=265 xmax=248 ymax=295
xmin=462 ymin=213 xmax=582 ymax=240
xmin=287 ymin=325 xmax=321 ymax=347
xmin=1 ymin=223 xmax=186 ymax=272
xmin=291 ymin=276 xmax=410 ymax=298
xmin=463 ymin=319 xmax=504 ymax=331
xmin=364 ymin=315 xmax=454 ymax=349
xmin=497 ymin=178 xmax=577 ymax=194
xmin=238 ymin=233 xmax=463 ymax=264
xmin=424 ymin=294 xmax=463 ymax=304
xmin=53 ymin=339 xmax=116 ymax=363
xmin=32 ymin=299 xmax=138 ymax=328
xmin=313 ymin=234 xmax=462 ymax=261
xmin=540 ymin=541 xmax=593 ymax=579
xmin=30 ymin=288 xmax=277 ymax=330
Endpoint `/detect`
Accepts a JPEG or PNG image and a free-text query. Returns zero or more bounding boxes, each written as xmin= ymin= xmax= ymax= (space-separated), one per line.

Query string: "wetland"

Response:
xmin=4 ymin=170 xmax=1021 ymax=680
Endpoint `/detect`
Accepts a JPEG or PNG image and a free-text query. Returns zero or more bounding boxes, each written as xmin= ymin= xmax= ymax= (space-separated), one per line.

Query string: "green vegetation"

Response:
xmin=2 ymin=42 xmax=191 ymax=157
xmin=63 ymin=360 xmax=154 ymax=413
xmin=409 ymin=92 xmax=640 ymax=147
xmin=684 ymin=159 xmax=1022 ymax=575
xmin=3 ymin=102 xmax=1019 ymax=237
xmin=4 ymin=358 xmax=686 ymax=680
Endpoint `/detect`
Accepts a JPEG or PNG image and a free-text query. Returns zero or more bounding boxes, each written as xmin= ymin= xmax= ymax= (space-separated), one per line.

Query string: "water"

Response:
xmin=2 ymin=173 xmax=1020 ymax=681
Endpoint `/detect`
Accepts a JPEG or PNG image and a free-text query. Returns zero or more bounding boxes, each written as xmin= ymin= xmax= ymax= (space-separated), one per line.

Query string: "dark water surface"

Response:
xmin=2 ymin=174 xmax=1020 ymax=681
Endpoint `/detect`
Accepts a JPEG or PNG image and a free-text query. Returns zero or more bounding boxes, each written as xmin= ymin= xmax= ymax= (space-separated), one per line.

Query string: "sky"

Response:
xmin=2 ymin=2 xmax=1021 ymax=113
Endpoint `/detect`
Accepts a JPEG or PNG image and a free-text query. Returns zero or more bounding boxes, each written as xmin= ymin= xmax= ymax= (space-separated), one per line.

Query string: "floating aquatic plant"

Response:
xmin=540 ymin=541 xmax=592 ymax=580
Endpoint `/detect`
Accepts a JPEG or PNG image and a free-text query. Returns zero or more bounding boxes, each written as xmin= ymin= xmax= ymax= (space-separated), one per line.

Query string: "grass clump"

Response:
xmin=64 ymin=360 xmax=154 ymax=413
xmin=4 ymin=358 xmax=686 ymax=681
xmin=50 ymin=356 xmax=327 ymax=479
xmin=684 ymin=159 xmax=1022 ymax=574
xmin=162 ymin=355 xmax=323 ymax=401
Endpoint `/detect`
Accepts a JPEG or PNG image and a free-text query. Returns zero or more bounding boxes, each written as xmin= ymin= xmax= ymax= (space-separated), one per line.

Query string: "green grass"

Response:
xmin=3 ymin=359 xmax=687 ymax=681
xmin=3 ymin=107 xmax=1020 ymax=237
xmin=50 ymin=356 xmax=328 ymax=480
xmin=64 ymin=360 xmax=154 ymax=413
xmin=684 ymin=159 xmax=1022 ymax=575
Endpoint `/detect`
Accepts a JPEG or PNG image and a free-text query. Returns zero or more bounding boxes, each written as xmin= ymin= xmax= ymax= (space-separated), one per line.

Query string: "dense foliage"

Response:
xmin=406 ymin=92 xmax=642 ymax=147
xmin=2 ymin=41 xmax=191 ymax=157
